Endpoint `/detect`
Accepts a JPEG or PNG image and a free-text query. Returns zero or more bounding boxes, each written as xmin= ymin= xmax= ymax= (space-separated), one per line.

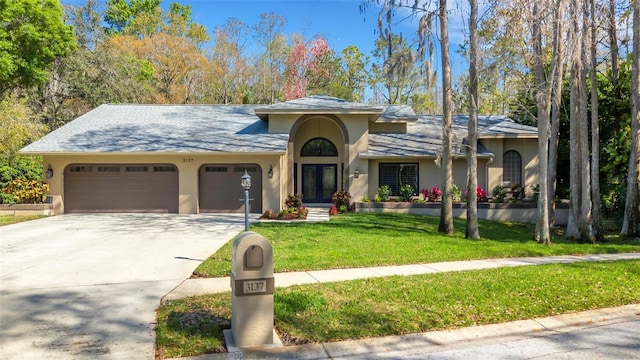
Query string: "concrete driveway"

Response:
xmin=0 ymin=214 xmax=246 ymax=359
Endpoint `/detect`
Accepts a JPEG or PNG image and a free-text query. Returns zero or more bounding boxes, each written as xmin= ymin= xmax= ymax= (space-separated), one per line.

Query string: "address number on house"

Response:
xmin=234 ymin=277 xmax=274 ymax=296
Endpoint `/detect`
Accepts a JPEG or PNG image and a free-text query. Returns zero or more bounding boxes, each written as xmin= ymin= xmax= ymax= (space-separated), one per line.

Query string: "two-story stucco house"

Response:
xmin=19 ymin=95 xmax=539 ymax=214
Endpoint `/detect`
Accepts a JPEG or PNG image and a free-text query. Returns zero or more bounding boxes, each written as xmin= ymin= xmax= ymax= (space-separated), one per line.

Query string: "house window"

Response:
xmin=503 ymin=150 xmax=522 ymax=186
xmin=379 ymin=163 xmax=418 ymax=195
xmin=153 ymin=166 xmax=176 ymax=172
xmin=69 ymin=166 xmax=92 ymax=172
xmin=301 ymin=138 xmax=338 ymax=157
xmin=125 ymin=166 xmax=148 ymax=172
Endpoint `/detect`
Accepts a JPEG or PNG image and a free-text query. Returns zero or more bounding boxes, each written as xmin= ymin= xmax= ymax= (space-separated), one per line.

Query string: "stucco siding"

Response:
xmin=43 ymin=154 xmax=282 ymax=214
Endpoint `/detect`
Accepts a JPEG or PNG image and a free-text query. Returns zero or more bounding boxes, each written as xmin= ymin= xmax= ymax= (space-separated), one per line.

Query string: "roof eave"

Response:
xmin=479 ymin=134 xmax=538 ymax=139
xmin=19 ymin=150 xmax=288 ymax=156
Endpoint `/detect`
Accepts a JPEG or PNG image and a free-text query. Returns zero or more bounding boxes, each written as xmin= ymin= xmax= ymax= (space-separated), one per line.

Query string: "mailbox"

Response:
xmin=230 ymin=232 xmax=275 ymax=347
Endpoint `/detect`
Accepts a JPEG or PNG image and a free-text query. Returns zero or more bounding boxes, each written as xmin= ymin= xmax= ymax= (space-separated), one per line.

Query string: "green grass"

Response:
xmin=158 ymin=260 xmax=640 ymax=358
xmin=193 ymin=213 xmax=640 ymax=277
xmin=0 ymin=215 xmax=47 ymax=226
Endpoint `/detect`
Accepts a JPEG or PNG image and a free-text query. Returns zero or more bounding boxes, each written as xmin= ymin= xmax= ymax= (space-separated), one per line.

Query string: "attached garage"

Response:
xmin=199 ymin=164 xmax=262 ymax=213
xmin=64 ymin=164 xmax=178 ymax=213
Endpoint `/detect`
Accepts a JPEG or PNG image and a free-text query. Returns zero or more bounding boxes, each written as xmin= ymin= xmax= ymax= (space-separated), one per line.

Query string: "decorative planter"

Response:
xmin=0 ymin=203 xmax=54 ymax=216
xmin=355 ymin=201 xmax=569 ymax=225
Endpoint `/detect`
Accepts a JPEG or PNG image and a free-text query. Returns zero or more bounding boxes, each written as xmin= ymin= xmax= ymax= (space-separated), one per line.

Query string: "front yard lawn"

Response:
xmin=158 ymin=260 xmax=640 ymax=358
xmin=193 ymin=213 xmax=640 ymax=277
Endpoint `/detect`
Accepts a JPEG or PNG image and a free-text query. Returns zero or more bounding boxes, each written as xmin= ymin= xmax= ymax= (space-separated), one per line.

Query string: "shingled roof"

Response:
xmin=20 ymin=104 xmax=288 ymax=154
xmin=20 ymin=97 xmax=536 ymax=156
xmin=362 ymin=115 xmax=536 ymax=158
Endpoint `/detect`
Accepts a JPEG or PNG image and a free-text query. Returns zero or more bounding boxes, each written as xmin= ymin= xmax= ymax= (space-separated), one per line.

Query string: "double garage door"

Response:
xmin=64 ymin=163 xmax=262 ymax=213
xmin=64 ymin=164 xmax=179 ymax=213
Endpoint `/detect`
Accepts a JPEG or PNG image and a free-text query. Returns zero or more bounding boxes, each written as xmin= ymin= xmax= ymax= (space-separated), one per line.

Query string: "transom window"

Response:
xmin=301 ymin=137 xmax=338 ymax=157
xmin=503 ymin=150 xmax=522 ymax=186
xmin=379 ymin=163 xmax=418 ymax=195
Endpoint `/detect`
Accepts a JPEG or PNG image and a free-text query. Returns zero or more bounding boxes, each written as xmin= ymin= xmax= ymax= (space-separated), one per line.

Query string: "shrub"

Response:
xmin=374 ymin=194 xmax=382 ymax=202
xmin=0 ymin=156 xmax=43 ymax=190
xmin=2 ymin=178 xmax=49 ymax=204
xmin=399 ymin=184 xmax=414 ymax=202
xmin=329 ymin=205 xmax=338 ymax=216
xmin=491 ymin=185 xmax=508 ymax=203
xmin=420 ymin=188 xmax=429 ymax=200
xmin=463 ymin=186 xmax=488 ymax=202
xmin=296 ymin=207 xmax=308 ymax=219
xmin=332 ymin=190 xmax=351 ymax=209
xmin=477 ymin=186 xmax=488 ymax=202
xmin=451 ymin=183 xmax=461 ymax=202
xmin=531 ymin=184 xmax=540 ymax=203
xmin=284 ymin=193 xmax=303 ymax=209
xmin=430 ymin=187 xmax=442 ymax=202
xmin=510 ymin=183 xmax=524 ymax=200
xmin=360 ymin=194 xmax=370 ymax=202
xmin=377 ymin=185 xmax=391 ymax=202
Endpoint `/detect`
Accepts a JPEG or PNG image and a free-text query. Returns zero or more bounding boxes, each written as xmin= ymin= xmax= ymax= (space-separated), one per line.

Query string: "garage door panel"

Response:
xmin=199 ymin=164 xmax=262 ymax=213
xmin=64 ymin=164 xmax=178 ymax=213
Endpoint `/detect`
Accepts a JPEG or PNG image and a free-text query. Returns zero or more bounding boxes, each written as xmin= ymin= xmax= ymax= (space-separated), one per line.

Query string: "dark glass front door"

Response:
xmin=302 ymin=164 xmax=337 ymax=203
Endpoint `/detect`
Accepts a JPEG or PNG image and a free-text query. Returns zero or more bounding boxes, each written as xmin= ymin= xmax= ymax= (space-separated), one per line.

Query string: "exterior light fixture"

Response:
xmin=241 ymin=170 xmax=252 ymax=190
xmin=268 ymin=165 xmax=273 ymax=179
xmin=241 ymin=170 xmax=252 ymax=231
xmin=45 ymin=165 xmax=53 ymax=179
xmin=354 ymin=169 xmax=360 ymax=179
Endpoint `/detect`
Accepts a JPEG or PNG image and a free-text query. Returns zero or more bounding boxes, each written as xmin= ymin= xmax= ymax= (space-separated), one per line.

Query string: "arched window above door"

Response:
xmin=300 ymin=137 xmax=338 ymax=157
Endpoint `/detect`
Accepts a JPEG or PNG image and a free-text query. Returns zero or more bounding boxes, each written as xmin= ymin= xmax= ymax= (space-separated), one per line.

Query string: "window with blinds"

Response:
xmin=379 ymin=163 xmax=418 ymax=195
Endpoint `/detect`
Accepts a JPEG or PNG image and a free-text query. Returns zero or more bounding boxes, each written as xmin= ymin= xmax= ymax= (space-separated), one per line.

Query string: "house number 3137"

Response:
xmin=182 ymin=158 xmax=194 ymax=163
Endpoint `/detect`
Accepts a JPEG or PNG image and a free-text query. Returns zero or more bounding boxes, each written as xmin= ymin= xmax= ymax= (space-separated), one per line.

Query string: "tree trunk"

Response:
xmin=548 ymin=1 xmax=565 ymax=229
xmin=466 ymin=0 xmax=480 ymax=239
xmin=578 ymin=0 xmax=593 ymax=242
xmin=608 ymin=0 xmax=619 ymax=91
xmin=620 ymin=0 xmax=640 ymax=237
xmin=532 ymin=2 xmax=552 ymax=245
xmin=566 ymin=0 xmax=582 ymax=240
xmin=438 ymin=0 xmax=454 ymax=235
xmin=589 ymin=0 xmax=602 ymax=241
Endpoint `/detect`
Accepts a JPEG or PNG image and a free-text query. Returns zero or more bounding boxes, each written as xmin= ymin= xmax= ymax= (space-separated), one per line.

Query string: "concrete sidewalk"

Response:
xmin=164 ymin=253 xmax=640 ymax=359
xmin=163 ymin=252 xmax=640 ymax=301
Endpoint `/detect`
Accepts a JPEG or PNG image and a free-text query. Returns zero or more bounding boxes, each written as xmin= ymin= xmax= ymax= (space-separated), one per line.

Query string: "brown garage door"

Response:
xmin=199 ymin=164 xmax=262 ymax=213
xmin=64 ymin=164 xmax=178 ymax=213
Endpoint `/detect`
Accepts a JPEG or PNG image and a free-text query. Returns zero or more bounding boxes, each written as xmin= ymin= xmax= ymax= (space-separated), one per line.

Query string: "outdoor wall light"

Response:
xmin=354 ymin=169 xmax=360 ymax=179
xmin=45 ymin=165 xmax=53 ymax=179
xmin=268 ymin=165 xmax=274 ymax=179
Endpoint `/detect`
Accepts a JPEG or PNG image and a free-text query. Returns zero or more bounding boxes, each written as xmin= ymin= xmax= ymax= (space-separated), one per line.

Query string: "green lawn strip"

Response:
xmin=158 ymin=260 xmax=640 ymax=358
xmin=193 ymin=213 xmax=640 ymax=278
xmin=0 ymin=215 xmax=47 ymax=226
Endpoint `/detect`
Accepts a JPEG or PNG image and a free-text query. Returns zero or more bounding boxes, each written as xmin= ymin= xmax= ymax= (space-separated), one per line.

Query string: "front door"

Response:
xmin=302 ymin=164 xmax=337 ymax=203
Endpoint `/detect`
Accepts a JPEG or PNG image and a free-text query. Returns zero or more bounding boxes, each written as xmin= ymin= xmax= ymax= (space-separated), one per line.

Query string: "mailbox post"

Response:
xmin=230 ymin=231 xmax=275 ymax=347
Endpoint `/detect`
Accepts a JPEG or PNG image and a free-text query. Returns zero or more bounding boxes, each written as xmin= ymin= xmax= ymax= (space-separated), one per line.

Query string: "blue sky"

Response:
xmin=180 ymin=0 xmax=470 ymax=71
xmin=61 ymin=0 xmax=471 ymax=80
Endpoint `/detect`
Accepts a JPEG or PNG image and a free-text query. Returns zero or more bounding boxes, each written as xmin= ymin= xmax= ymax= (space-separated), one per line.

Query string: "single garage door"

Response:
xmin=199 ymin=164 xmax=262 ymax=213
xmin=64 ymin=164 xmax=178 ymax=213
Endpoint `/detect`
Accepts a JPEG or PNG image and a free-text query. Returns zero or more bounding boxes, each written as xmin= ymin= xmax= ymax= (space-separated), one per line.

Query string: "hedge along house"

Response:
xmin=20 ymin=95 xmax=539 ymax=215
